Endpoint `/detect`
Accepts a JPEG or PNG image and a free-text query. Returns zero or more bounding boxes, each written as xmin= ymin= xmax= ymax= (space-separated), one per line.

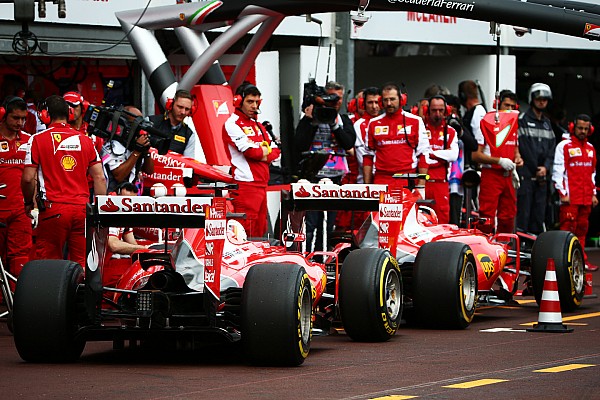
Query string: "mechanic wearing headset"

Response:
xmin=363 ymin=82 xmax=430 ymax=194
xmin=21 ymin=95 xmax=106 ymax=269
xmin=471 ymin=90 xmax=523 ymax=234
xmin=423 ymin=95 xmax=459 ymax=224
xmin=100 ymin=105 xmax=154 ymax=192
xmin=223 ymin=83 xmax=280 ymax=238
xmin=149 ymin=89 xmax=198 ymax=158
xmin=552 ymin=114 xmax=598 ymax=272
xmin=0 ymin=96 xmax=32 ymax=284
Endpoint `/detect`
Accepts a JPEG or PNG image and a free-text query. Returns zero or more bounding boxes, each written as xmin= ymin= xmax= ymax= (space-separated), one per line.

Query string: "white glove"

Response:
xmin=416 ymin=187 xmax=426 ymax=199
xmin=31 ymin=208 xmax=39 ymax=229
xmin=498 ymin=157 xmax=516 ymax=171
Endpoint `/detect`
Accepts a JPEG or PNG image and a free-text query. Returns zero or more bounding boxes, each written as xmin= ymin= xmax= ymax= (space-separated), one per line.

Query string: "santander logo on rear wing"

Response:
xmin=291 ymin=183 xmax=387 ymax=200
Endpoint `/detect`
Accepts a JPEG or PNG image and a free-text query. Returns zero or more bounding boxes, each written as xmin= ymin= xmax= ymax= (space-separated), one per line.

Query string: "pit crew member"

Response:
xmin=423 ymin=95 xmax=459 ymax=224
xmin=0 ymin=96 xmax=32 ymax=282
xmin=472 ymin=90 xmax=523 ymax=233
xmin=21 ymin=95 xmax=107 ymax=269
xmin=552 ymin=114 xmax=598 ymax=271
xmin=223 ymin=83 xmax=280 ymax=238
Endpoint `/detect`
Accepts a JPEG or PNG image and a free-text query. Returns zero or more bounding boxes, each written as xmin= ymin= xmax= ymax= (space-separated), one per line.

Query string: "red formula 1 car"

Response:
xmin=284 ymin=175 xmax=585 ymax=329
xmin=12 ymin=180 xmax=401 ymax=366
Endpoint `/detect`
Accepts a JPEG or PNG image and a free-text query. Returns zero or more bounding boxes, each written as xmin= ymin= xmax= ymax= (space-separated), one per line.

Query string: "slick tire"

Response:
xmin=413 ymin=242 xmax=477 ymax=329
xmin=531 ymin=230 xmax=584 ymax=312
xmin=13 ymin=260 xmax=85 ymax=362
xmin=339 ymin=248 xmax=402 ymax=342
xmin=242 ymin=263 xmax=312 ymax=366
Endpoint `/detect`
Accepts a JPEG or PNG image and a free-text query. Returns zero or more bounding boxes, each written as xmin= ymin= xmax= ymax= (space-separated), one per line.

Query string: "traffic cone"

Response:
xmin=527 ymin=258 xmax=573 ymax=333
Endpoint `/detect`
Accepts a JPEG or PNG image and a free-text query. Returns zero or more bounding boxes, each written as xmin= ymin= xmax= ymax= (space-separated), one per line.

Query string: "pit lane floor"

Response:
xmin=1 ymin=250 xmax=600 ymax=400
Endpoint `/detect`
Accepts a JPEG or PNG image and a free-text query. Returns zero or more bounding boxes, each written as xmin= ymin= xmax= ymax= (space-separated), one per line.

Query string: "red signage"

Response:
xmin=203 ymin=197 xmax=226 ymax=300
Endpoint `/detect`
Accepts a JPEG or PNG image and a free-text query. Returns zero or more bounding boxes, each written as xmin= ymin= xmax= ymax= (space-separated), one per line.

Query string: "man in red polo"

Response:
xmin=21 ymin=95 xmax=106 ymax=268
xmin=0 ymin=96 xmax=31 ymax=282
xmin=223 ymin=83 xmax=280 ymax=237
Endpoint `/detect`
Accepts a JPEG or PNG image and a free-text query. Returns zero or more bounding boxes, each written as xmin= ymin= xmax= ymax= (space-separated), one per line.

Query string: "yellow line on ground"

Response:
xmin=533 ymin=364 xmax=596 ymax=373
xmin=514 ymin=299 xmax=537 ymax=304
xmin=443 ymin=379 xmax=508 ymax=389
xmin=369 ymin=396 xmax=418 ymax=400
xmin=520 ymin=311 xmax=600 ymax=326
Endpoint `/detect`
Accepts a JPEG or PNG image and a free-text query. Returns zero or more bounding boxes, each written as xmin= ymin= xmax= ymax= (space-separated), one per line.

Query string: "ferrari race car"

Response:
xmin=284 ymin=174 xmax=586 ymax=330
xmin=11 ymin=179 xmax=401 ymax=366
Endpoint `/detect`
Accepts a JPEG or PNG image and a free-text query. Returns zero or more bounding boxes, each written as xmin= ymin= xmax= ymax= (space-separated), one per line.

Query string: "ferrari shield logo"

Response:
xmin=53 ymin=133 xmax=62 ymax=142
xmin=213 ymin=100 xmax=229 ymax=116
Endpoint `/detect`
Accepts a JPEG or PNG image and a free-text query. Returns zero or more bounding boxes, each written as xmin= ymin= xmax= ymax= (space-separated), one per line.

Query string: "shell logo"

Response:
xmin=61 ymin=155 xmax=77 ymax=171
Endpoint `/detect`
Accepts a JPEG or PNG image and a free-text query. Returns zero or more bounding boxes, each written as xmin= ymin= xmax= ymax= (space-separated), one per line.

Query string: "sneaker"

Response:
xmin=585 ymin=262 xmax=599 ymax=272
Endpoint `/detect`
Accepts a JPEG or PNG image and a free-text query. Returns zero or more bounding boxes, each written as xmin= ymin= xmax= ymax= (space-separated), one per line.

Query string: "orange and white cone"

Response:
xmin=527 ymin=258 xmax=573 ymax=333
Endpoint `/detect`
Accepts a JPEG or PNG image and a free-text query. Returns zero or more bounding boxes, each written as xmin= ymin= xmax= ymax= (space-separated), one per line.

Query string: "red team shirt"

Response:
xmin=222 ymin=109 xmax=280 ymax=186
xmin=364 ymin=111 xmax=429 ymax=175
xmin=25 ymin=123 xmax=101 ymax=205
xmin=553 ymin=138 xmax=597 ymax=205
xmin=0 ymin=131 xmax=31 ymax=209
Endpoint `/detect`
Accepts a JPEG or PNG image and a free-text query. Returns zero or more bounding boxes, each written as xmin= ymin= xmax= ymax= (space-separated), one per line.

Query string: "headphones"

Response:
xmin=233 ymin=84 xmax=261 ymax=109
xmin=347 ymin=97 xmax=364 ymax=114
xmin=37 ymin=98 xmax=74 ymax=125
xmin=165 ymin=93 xmax=198 ymax=116
xmin=0 ymin=96 xmax=26 ymax=121
xmin=568 ymin=114 xmax=595 ymax=136
xmin=63 ymin=91 xmax=90 ymax=114
xmin=422 ymin=95 xmax=452 ymax=117
xmin=493 ymin=91 xmax=519 ymax=111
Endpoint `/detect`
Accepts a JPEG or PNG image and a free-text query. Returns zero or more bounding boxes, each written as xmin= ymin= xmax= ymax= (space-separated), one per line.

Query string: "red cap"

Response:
xmin=63 ymin=91 xmax=83 ymax=106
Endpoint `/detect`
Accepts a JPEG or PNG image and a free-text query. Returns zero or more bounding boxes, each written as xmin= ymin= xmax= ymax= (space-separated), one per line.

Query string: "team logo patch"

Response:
xmin=242 ymin=127 xmax=255 ymax=136
xmin=425 ymin=130 xmax=431 ymax=139
xmin=477 ymin=254 xmax=495 ymax=280
xmin=212 ymin=100 xmax=229 ymax=116
xmin=397 ymin=125 xmax=411 ymax=134
xmin=374 ymin=126 xmax=389 ymax=136
xmin=61 ymin=155 xmax=77 ymax=171
xmin=57 ymin=135 xmax=82 ymax=152
xmin=53 ymin=133 xmax=62 ymax=142
xmin=588 ymin=149 xmax=594 ymax=158
xmin=174 ymin=135 xmax=186 ymax=143
xmin=568 ymin=148 xmax=582 ymax=157
xmin=0 ymin=141 xmax=8 ymax=152
xmin=584 ymin=23 xmax=600 ymax=39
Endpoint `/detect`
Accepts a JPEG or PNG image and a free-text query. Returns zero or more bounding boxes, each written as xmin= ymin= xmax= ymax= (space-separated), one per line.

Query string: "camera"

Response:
xmin=83 ymin=104 xmax=171 ymax=155
xmin=301 ymin=79 xmax=339 ymax=125
xmin=350 ymin=11 xmax=370 ymax=28
xmin=446 ymin=113 xmax=463 ymax=136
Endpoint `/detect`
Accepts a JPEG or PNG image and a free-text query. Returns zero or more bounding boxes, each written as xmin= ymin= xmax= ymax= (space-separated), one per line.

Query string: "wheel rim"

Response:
xmin=572 ymin=247 xmax=585 ymax=293
xmin=299 ymin=285 xmax=312 ymax=344
xmin=462 ymin=260 xmax=477 ymax=312
xmin=385 ymin=269 xmax=402 ymax=321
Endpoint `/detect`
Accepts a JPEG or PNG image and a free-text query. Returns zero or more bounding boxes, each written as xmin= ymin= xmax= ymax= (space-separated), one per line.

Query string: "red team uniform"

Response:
xmin=364 ymin=110 xmax=430 ymax=187
xmin=552 ymin=136 xmax=597 ymax=254
xmin=25 ymin=122 xmax=101 ymax=268
xmin=476 ymin=112 xmax=520 ymax=234
xmin=423 ymin=123 xmax=458 ymax=224
xmin=223 ymin=109 xmax=280 ymax=237
xmin=0 ymin=131 xmax=32 ymax=278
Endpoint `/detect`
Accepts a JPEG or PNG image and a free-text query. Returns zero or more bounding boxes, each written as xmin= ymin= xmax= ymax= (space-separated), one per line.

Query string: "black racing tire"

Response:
xmin=339 ymin=248 xmax=402 ymax=342
xmin=413 ymin=241 xmax=477 ymax=329
xmin=531 ymin=230 xmax=584 ymax=312
xmin=241 ymin=263 xmax=312 ymax=366
xmin=13 ymin=260 xmax=85 ymax=362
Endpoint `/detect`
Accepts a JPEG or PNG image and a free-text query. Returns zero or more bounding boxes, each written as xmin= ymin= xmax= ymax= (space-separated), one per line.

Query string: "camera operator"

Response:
xmin=294 ymin=81 xmax=356 ymax=253
xmin=100 ymin=105 xmax=154 ymax=192
xmin=21 ymin=95 xmax=106 ymax=269
xmin=149 ymin=89 xmax=198 ymax=158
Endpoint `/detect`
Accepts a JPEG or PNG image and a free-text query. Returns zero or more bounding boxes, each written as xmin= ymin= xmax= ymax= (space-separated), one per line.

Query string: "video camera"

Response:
xmin=83 ymin=104 xmax=171 ymax=155
xmin=301 ymin=79 xmax=339 ymax=125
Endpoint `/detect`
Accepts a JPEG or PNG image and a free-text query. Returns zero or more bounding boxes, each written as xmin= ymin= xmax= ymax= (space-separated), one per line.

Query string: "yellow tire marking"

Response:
xmin=443 ymin=379 xmax=508 ymax=389
xmin=369 ymin=396 xmax=418 ymax=400
xmin=534 ymin=364 xmax=595 ymax=373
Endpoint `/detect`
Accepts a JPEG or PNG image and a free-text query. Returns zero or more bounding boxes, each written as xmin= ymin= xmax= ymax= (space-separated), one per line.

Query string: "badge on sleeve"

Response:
xmin=174 ymin=135 xmax=186 ymax=143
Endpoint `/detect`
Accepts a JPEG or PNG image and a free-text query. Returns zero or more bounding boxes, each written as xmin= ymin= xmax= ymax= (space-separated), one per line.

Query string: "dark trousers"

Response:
xmin=305 ymin=211 xmax=336 ymax=253
xmin=516 ymin=178 xmax=547 ymax=234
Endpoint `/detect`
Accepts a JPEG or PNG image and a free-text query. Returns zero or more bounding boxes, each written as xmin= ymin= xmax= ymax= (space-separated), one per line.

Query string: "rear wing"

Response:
xmin=283 ymin=183 xmax=387 ymax=212
xmin=91 ymin=195 xmax=211 ymax=229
